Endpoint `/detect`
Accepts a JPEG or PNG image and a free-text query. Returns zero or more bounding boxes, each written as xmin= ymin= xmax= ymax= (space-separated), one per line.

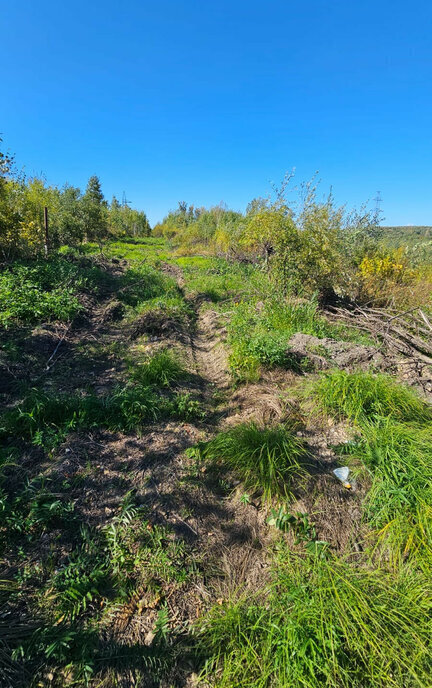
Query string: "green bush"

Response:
xmin=0 ymin=262 xmax=82 ymax=327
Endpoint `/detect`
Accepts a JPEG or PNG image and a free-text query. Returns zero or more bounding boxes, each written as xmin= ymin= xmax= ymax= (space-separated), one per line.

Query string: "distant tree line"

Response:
xmin=0 ymin=140 xmax=151 ymax=260
xmin=153 ymin=176 xmax=432 ymax=308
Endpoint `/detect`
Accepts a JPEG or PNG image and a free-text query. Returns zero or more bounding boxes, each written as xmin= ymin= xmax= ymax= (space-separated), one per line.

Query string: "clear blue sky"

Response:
xmin=2 ymin=0 xmax=432 ymax=226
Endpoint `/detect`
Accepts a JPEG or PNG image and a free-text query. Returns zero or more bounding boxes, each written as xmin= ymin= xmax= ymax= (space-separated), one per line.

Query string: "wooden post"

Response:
xmin=44 ymin=206 xmax=49 ymax=257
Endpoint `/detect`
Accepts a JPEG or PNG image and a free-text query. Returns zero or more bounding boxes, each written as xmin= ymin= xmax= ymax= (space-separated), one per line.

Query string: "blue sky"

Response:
xmin=2 ymin=0 xmax=432 ymax=225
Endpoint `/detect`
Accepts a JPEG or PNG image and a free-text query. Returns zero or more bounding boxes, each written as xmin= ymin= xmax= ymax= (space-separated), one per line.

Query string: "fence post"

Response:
xmin=44 ymin=206 xmax=49 ymax=257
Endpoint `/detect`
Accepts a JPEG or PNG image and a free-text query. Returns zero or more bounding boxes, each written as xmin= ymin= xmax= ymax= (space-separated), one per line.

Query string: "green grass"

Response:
xmin=313 ymin=370 xmax=432 ymax=569
xmin=193 ymin=422 xmax=307 ymax=500
xmin=115 ymin=263 xmax=180 ymax=308
xmin=340 ymin=418 xmax=432 ymax=570
xmin=0 ymin=383 xmax=203 ymax=449
xmin=228 ymin=296 xmax=372 ymax=381
xmin=175 ymin=256 xmax=263 ymax=302
xmin=130 ymin=349 xmax=189 ymax=387
xmin=0 ymin=246 xmax=180 ymax=328
xmin=199 ymin=548 xmax=432 ymax=688
xmin=70 ymin=236 xmax=170 ymax=264
xmin=0 ymin=260 xmax=83 ymax=327
xmin=312 ymin=370 xmax=432 ymax=423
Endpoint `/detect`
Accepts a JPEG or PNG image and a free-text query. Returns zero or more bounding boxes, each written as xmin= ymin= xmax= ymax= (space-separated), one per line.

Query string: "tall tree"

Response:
xmin=82 ymin=175 xmax=108 ymax=245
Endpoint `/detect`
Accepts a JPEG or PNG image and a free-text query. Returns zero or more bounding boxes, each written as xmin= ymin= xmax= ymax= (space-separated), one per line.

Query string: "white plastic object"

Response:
xmin=333 ymin=466 xmax=352 ymax=489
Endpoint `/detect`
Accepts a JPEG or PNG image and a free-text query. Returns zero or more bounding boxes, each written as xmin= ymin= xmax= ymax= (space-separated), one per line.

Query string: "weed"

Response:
xmin=0 ymin=384 xmax=175 ymax=448
xmin=2 ymin=479 xmax=75 ymax=550
xmin=267 ymin=507 xmax=316 ymax=543
xmin=167 ymin=391 xmax=204 ymax=421
xmin=117 ymin=264 xmax=180 ymax=308
xmin=0 ymin=261 xmax=82 ymax=327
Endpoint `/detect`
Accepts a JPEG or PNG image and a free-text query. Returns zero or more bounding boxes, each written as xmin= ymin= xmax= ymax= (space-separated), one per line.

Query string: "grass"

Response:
xmin=0 ymin=259 xmax=83 ymax=327
xmin=175 ymin=255 xmax=263 ymax=302
xmin=2 ymin=483 xmax=198 ymax=685
xmin=192 ymin=422 xmax=307 ymax=500
xmin=0 ymin=246 xmax=180 ymax=329
xmin=0 ymin=383 xmax=203 ymax=449
xmin=313 ymin=370 xmax=432 ymax=570
xmin=3 ymin=238 xmax=432 ymax=686
xmin=130 ymin=349 xmax=189 ymax=387
xmin=198 ymin=548 xmax=432 ymax=688
xmin=312 ymin=370 xmax=432 ymax=423
xmin=11 ymin=517 xmax=194 ymax=684
xmin=340 ymin=418 xmax=432 ymax=570
xmin=228 ymin=296 xmax=373 ymax=381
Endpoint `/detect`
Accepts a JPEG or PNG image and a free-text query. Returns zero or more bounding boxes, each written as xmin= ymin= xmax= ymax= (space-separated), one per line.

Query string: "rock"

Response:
xmin=286 ymin=333 xmax=389 ymax=373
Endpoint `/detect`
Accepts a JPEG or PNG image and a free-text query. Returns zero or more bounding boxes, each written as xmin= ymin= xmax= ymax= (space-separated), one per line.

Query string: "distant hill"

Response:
xmin=377 ymin=225 xmax=432 ymax=248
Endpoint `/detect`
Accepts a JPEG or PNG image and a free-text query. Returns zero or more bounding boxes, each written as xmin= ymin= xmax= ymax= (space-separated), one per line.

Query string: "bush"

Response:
xmin=0 ymin=261 xmax=82 ymax=327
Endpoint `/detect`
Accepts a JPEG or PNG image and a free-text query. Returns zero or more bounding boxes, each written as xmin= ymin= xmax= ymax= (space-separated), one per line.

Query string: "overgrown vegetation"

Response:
xmin=313 ymin=370 xmax=432 ymax=571
xmin=2 ymin=138 xmax=432 ymax=687
xmin=199 ymin=548 xmax=432 ymax=688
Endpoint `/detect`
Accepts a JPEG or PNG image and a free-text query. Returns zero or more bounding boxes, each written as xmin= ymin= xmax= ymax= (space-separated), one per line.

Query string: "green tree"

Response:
xmin=82 ymin=175 xmax=108 ymax=245
xmin=57 ymin=184 xmax=84 ymax=245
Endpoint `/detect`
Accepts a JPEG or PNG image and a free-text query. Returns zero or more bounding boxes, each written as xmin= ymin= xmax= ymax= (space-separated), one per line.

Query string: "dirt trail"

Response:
xmin=191 ymin=308 xmax=230 ymax=389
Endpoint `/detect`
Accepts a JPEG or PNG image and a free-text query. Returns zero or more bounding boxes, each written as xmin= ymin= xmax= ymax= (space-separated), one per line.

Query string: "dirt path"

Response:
xmin=191 ymin=307 xmax=230 ymax=389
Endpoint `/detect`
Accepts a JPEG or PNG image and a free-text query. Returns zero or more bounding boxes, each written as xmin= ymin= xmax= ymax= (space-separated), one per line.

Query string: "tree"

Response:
xmin=57 ymin=184 xmax=84 ymax=245
xmin=82 ymin=175 xmax=108 ymax=245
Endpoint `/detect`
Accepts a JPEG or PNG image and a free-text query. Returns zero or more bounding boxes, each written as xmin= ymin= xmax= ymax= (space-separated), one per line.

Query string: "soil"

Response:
xmin=3 ymin=257 xmax=406 ymax=687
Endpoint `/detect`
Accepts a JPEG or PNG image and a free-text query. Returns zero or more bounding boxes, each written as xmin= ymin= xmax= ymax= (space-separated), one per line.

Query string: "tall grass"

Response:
xmin=312 ymin=370 xmax=432 ymax=423
xmin=313 ymin=370 xmax=432 ymax=569
xmin=130 ymin=349 xmax=188 ymax=387
xmin=343 ymin=418 xmax=432 ymax=570
xmin=228 ymin=297 xmax=371 ymax=381
xmin=199 ymin=549 xmax=432 ymax=688
xmin=195 ymin=422 xmax=307 ymax=500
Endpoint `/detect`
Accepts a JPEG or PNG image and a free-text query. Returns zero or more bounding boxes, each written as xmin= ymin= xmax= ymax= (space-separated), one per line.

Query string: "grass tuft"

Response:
xmin=312 ymin=370 xmax=431 ymax=423
xmin=195 ymin=422 xmax=307 ymax=500
xmin=130 ymin=349 xmax=188 ymax=387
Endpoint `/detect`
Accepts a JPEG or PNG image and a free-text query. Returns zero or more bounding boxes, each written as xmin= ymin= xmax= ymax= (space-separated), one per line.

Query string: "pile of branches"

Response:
xmin=325 ymin=305 xmax=432 ymax=365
